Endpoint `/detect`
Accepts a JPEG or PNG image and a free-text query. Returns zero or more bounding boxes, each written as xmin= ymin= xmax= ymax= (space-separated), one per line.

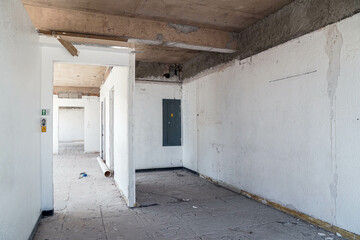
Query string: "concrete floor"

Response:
xmin=34 ymin=151 xmax=340 ymax=240
xmin=58 ymin=141 xmax=84 ymax=155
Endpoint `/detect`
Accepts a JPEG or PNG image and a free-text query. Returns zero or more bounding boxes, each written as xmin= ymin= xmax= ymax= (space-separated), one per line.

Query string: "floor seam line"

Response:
xmin=100 ymin=205 xmax=109 ymax=240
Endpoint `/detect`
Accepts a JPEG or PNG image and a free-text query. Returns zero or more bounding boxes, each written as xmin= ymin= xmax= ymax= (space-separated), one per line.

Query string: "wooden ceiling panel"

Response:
xmin=53 ymin=63 xmax=107 ymax=88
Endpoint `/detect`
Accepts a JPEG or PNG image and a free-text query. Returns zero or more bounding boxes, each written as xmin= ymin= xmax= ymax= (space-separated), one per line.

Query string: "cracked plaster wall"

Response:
xmin=182 ymin=13 xmax=360 ymax=235
xmin=182 ymin=0 xmax=360 ymax=80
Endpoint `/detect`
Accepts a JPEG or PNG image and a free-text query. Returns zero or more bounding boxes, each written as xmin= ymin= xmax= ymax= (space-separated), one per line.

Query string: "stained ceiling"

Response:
xmin=22 ymin=0 xmax=292 ymax=32
xmin=53 ymin=63 xmax=108 ymax=96
xmin=22 ymin=0 xmax=293 ymax=64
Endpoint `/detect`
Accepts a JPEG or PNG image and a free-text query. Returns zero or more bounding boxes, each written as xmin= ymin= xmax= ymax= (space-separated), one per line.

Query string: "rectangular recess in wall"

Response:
xmin=163 ymin=99 xmax=181 ymax=146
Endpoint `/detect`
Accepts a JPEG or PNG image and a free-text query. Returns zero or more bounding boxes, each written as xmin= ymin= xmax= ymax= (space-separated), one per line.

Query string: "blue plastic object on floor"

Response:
xmin=79 ymin=172 xmax=87 ymax=179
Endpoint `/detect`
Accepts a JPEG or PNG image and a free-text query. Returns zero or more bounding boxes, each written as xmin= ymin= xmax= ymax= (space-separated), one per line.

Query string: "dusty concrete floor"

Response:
xmin=58 ymin=141 xmax=84 ymax=155
xmin=35 ymin=150 xmax=340 ymax=240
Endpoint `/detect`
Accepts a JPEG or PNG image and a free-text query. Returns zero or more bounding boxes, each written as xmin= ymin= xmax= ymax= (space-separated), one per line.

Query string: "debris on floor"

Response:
xmin=35 ymin=157 xmax=345 ymax=240
xmin=78 ymin=172 xmax=87 ymax=179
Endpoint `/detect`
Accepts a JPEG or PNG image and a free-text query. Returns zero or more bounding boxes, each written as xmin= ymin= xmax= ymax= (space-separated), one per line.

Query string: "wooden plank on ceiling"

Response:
xmin=24 ymin=5 xmax=239 ymax=52
xmin=57 ymin=37 xmax=79 ymax=56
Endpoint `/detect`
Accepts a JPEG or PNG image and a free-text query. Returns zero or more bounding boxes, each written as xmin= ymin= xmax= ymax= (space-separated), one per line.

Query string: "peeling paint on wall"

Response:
xmin=325 ymin=24 xmax=343 ymax=224
xmin=182 ymin=0 xmax=360 ymax=80
xmin=183 ymin=13 xmax=360 ymax=236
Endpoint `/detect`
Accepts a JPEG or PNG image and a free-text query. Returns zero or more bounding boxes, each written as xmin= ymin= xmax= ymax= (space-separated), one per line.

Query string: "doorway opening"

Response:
xmin=108 ymin=87 xmax=115 ymax=170
xmin=100 ymin=100 xmax=106 ymax=160
xmin=41 ymin=44 xmax=136 ymax=213
xmin=58 ymin=107 xmax=84 ymax=155
xmin=52 ymin=62 xmax=112 ymax=212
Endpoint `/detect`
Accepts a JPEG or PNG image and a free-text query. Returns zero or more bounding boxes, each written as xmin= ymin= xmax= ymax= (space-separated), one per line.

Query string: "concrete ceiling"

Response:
xmin=22 ymin=0 xmax=292 ymax=32
xmin=53 ymin=63 xmax=108 ymax=96
xmin=23 ymin=0 xmax=294 ymax=64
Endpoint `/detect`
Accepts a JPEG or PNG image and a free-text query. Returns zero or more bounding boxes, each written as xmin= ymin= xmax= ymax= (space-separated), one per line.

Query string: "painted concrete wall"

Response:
xmin=333 ymin=14 xmax=360 ymax=235
xmin=100 ymin=65 xmax=136 ymax=207
xmin=182 ymin=79 xmax=198 ymax=172
xmin=53 ymin=96 xmax=100 ymax=154
xmin=182 ymin=13 xmax=360 ymax=235
xmin=134 ymin=82 xmax=183 ymax=170
xmin=58 ymin=108 xmax=85 ymax=142
xmin=100 ymin=70 xmax=115 ymax=170
xmin=41 ymin=41 xmax=133 ymax=210
xmin=0 ymin=1 xmax=42 ymax=239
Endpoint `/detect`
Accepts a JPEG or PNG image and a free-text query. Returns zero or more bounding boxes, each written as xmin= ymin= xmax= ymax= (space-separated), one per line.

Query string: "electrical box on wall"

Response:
xmin=163 ymin=99 xmax=181 ymax=146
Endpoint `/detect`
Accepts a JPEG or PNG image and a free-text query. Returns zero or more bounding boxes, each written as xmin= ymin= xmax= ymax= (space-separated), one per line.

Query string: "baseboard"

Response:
xmin=41 ymin=209 xmax=54 ymax=217
xmin=28 ymin=213 xmax=41 ymax=240
xmin=134 ymin=167 xmax=359 ymax=239
xmin=136 ymin=166 xmax=184 ymax=173
xmin=199 ymin=173 xmax=360 ymax=240
xmin=135 ymin=166 xmax=198 ymax=175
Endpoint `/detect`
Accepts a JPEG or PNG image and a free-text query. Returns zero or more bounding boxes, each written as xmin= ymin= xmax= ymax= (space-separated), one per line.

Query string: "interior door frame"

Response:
xmin=109 ymin=87 xmax=115 ymax=170
xmin=41 ymin=43 xmax=136 ymax=210
xmin=100 ymin=101 xmax=104 ymax=159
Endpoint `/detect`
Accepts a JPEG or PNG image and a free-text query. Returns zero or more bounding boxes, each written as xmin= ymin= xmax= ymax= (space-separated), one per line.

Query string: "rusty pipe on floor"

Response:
xmin=97 ymin=156 xmax=112 ymax=177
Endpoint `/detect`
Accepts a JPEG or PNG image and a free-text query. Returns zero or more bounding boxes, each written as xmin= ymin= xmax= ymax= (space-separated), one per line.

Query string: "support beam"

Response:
xmin=56 ymin=37 xmax=79 ymax=56
xmin=38 ymin=31 xmax=201 ymax=63
xmin=53 ymin=86 xmax=99 ymax=96
xmin=24 ymin=5 xmax=239 ymax=52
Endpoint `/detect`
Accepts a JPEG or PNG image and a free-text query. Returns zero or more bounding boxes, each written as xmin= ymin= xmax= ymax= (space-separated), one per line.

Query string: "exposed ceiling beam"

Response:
xmin=57 ymin=37 xmax=79 ymax=56
xmin=53 ymin=86 xmax=100 ymax=96
xmin=24 ymin=5 xmax=239 ymax=53
xmin=39 ymin=31 xmax=201 ymax=63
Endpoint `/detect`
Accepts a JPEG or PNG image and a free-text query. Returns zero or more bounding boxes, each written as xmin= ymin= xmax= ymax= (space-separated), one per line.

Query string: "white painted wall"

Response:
xmin=182 ymin=79 xmax=198 ymax=172
xmin=134 ymin=81 xmax=183 ymax=170
xmin=53 ymin=96 xmax=100 ymax=154
xmin=333 ymin=14 xmax=360 ymax=234
xmin=41 ymin=39 xmax=134 ymax=210
xmin=0 ymin=1 xmax=42 ymax=239
xmin=100 ymin=65 xmax=136 ymax=206
xmin=182 ymin=13 xmax=360 ymax=235
xmin=58 ymin=107 xmax=84 ymax=142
